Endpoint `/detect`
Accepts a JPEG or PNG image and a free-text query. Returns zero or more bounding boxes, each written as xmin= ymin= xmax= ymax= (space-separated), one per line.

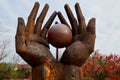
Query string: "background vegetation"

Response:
xmin=81 ymin=50 xmax=120 ymax=80
xmin=0 ymin=63 xmax=31 ymax=80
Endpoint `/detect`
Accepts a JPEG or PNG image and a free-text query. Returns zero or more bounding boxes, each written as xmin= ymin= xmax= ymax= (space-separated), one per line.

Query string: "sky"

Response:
xmin=0 ymin=0 xmax=120 ymax=62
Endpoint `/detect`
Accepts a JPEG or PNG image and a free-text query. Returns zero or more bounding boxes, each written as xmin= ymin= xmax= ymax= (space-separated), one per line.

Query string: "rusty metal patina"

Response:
xmin=15 ymin=2 xmax=96 ymax=80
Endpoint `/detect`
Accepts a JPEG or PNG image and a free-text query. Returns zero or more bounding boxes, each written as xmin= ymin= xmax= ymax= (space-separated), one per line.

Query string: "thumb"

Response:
xmin=15 ymin=17 xmax=26 ymax=52
xmin=16 ymin=17 xmax=25 ymax=35
xmin=84 ymin=18 xmax=96 ymax=52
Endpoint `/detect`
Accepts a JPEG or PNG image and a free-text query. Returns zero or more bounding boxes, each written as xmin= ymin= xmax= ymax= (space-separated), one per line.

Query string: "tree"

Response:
xmin=0 ymin=41 xmax=9 ymax=61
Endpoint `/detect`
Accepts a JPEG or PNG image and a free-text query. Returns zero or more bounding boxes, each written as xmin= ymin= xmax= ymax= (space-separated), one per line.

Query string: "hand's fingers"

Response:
xmin=29 ymin=2 xmax=39 ymax=21
xmin=15 ymin=17 xmax=26 ymax=52
xmin=64 ymin=4 xmax=78 ymax=36
xmin=85 ymin=18 xmax=96 ymax=52
xmin=75 ymin=3 xmax=86 ymax=34
xmin=35 ymin=4 xmax=49 ymax=35
xmin=25 ymin=2 xmax=39 ymax=34
xmin=57 ymin=12 xmax=70 ymax=27
xmin=41 ymin=11 xmax=57 ymax=38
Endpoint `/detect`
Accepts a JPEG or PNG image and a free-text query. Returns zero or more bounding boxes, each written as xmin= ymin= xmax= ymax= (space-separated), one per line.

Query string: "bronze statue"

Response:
xmin=15 ymin=2 xmax=96 ymax=80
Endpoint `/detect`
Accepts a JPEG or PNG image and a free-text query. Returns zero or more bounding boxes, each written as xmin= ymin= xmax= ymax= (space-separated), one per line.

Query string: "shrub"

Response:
xmin=0 ymin=63 xmax=13 ymax=79
xmin=81 ymin=51 xmax=120 ymax=80
xmin=0 ymin=63 xmax=31 ymax=79
xmin=82 ymin=77 xmax=94 ymax=80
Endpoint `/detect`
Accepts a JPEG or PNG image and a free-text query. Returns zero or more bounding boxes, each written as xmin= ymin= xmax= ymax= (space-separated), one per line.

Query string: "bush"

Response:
xmin=16 ymin=67 xmax=31 ymax=79
xmin=82 ymin=77 xmax=94 ymax=80
xmin=81 ymin=51 xmax=120 ymax=80
xmin=0 ymin=63 xmax=31 ymax=79
xmin=0 ymin=63 xmax=13 ymax=79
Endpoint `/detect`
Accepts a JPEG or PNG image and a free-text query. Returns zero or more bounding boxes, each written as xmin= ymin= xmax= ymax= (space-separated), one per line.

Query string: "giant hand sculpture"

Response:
xmin=15 ymin=2 xmax=96 ymax=80
xmin=58 ymin=3 xmax=96 ymax=66
xmin=15 ymin=2 xmax=56 ymax=67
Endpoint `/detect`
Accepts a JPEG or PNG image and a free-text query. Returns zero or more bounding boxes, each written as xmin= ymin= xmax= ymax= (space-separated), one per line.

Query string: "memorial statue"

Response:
xmin=15 ymin=2 xmax=96 ymax=80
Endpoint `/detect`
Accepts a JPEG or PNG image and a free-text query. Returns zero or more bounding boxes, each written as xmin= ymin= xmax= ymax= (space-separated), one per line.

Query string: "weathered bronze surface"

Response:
xmin=15 ymin=2 xmax=96 ymax=80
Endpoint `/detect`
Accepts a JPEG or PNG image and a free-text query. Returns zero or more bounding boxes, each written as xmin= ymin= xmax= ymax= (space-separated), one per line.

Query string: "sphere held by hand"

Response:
xmin=48 ymin=23 xmax=72 ymax=48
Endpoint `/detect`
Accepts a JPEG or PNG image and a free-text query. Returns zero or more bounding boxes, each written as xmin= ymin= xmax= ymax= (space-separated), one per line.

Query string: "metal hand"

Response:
xmin=15 ymin=2 xmax=56 ymax=67
xmin=58 ymin=3 xmax=96 ymax=66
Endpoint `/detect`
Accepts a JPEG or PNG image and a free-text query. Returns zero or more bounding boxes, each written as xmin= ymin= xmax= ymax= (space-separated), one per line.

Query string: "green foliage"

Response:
xmin=0 ymin=63 xmax=13 ymax=79
xmin=82 ymin=77 xmax=94 ymax=80
xmin=0 ymin=62 xmax=31 ymax=79
xmin=16 ymin=67 xmax=31 ymax=79
xmin=10 ymin=71 xmax=18 ymax=79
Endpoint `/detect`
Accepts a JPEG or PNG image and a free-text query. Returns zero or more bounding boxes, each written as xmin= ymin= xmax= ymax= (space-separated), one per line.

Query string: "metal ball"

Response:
xmin=48 ymin=23 xmax=72 ymax=48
